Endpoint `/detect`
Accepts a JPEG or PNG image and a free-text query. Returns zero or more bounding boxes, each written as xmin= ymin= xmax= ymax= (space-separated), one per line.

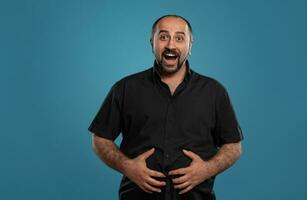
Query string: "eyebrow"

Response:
xmin=158 ymin=30 xmax=186 ymax=35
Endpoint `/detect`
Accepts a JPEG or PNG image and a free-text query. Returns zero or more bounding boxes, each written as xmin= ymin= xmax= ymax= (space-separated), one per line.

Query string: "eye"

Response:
xmin=159 ymin=34 xmax=169 ymax=41
xmin=175 ymin=36 xmax=184 ymax=42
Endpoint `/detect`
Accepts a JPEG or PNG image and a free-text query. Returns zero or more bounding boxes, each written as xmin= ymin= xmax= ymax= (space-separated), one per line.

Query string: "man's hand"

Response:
xmin=168 ymin=149 xmax=210 ymax=194
xmin=168 ymin=143 xmax=242 ymax=194
xmin=123 ymin=148 xmax=166 ymax=193
xmin=92 ymin=136 xmax=166 ymax=193
xmin=93 ymin=135 xmax=241 ymax=195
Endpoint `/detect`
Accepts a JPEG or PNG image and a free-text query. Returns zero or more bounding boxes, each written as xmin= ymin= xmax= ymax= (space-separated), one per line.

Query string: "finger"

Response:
xmin=141 ymin=148 xmax=155 ymax=160
xmin=183 ymin=149 xmax=199 ymax=160
xmin=168 ymin=167 xmax=188 ymax=176
xmin=146 ymin=176 xmax=166 ymax=187
xmin=174 ymin=181 xmax=190 ymax=190
xmin=147 ymin=169 xmax=166 ymax=177
xmin=144 ymin=183 xmax=162 ymax=193
xmin=140 ymin=185 xmax=152 ymax=194
xmin=179 ymin=185 xmax=193 ymax=194
xmin=172 ymin=175 xmax=189 ymax=184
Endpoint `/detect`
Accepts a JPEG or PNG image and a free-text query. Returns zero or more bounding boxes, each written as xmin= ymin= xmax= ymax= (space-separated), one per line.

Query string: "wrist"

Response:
xmin=120 ymin=158 xmax=133 ymax=175
xmin=202 ymin=160 xmax=216 ymax=178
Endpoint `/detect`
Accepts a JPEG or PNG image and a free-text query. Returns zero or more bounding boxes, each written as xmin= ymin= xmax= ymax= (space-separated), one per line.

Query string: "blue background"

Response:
xmin=1 ymin=0 xmax=307 ymax=199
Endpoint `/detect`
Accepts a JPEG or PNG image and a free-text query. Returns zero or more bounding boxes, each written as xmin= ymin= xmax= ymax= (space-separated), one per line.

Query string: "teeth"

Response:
xmin=165 ymin=53 xmax=176 ymax=56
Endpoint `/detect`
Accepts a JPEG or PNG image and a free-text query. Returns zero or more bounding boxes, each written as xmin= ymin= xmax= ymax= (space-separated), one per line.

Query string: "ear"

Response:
xmin=150 ymin=38 xmax=154 ymax=53
xmin=188 ymin=42 xmax=192 ymax=55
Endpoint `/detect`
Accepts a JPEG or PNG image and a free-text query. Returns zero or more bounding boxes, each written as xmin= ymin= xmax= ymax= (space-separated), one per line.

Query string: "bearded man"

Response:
xmin=89 ymin=14 xmax=244 ymax=200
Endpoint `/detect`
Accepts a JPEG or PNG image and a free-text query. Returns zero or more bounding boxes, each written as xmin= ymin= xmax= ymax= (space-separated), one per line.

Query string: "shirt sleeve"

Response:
xmin=213 ymin=83 xmax=244 ymax=147
xmin=88 ymin=82 xmax=123 ymax=140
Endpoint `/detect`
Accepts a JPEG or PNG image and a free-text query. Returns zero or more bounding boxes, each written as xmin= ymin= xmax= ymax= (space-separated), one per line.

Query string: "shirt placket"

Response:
xmin=162 ymin=96 xmax=173 ymax=168
xmin=161 ymin=96 xmax=174 ymax=200
xmin=160 ymin=80 xmax=186 ymax=169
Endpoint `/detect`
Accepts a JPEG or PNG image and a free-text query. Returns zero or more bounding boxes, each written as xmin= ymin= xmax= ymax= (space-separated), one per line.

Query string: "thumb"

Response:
xmin=183 ymin=149 xmax=199 ymax=160
xmin=140 ymin=148 xmax=155 ymax=160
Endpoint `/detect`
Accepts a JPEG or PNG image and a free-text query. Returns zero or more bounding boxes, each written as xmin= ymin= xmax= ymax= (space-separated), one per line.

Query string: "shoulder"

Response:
xmin=121 ymin=67 xmax=152 ymax=82
xmin=191 ymin=70 xmax=227 ymax=93
xmin=111 ymin=67 xmax=152 ymax=91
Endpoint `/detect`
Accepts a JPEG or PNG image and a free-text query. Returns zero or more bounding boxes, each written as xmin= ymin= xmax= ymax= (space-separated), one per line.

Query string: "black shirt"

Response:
xmin=88 ymin=60 xmax=243 ymax=200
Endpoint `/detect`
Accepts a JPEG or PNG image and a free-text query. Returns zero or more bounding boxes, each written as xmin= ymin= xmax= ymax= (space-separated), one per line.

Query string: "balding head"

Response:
xmin=151 ymin=15 xmax=193 ymax=42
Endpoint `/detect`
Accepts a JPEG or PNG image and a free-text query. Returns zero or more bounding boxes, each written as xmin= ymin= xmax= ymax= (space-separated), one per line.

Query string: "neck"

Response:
xmin=160 ymin=63 xmax=187 ymax=84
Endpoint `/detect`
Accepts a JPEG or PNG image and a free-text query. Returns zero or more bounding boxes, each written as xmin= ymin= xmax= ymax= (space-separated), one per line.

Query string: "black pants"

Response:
xmin=119 ymin=176 xmax=216 ymax=200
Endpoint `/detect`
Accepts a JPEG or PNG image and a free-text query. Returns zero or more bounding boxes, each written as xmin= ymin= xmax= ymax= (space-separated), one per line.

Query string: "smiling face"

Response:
xmin=151 ymin=16 xmax=192 ymax=75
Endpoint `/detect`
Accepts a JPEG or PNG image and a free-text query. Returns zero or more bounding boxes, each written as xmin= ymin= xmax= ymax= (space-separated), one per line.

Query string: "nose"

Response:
xmin=166 ymin=37 xmax=176 ymax=49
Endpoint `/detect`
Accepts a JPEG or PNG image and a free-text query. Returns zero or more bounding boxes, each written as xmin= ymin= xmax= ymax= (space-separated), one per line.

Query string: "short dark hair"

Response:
xmin=151 ymin=14 xmax=193 ymax=41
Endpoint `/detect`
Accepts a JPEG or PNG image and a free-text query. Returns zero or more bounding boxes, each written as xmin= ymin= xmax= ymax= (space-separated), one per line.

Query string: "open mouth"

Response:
xmin=163 ymin=52 xmax=178 ymax=60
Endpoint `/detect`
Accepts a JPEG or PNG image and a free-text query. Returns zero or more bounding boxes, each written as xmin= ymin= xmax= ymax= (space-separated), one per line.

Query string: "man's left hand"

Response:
xmin=168 ymin=149 xmax=212 ymax=194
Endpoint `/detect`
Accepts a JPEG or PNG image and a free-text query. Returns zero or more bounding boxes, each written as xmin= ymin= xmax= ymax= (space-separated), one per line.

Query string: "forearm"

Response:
xmin=206 ymin=142 xmax=242 ymax=177
xmin=92 ymin=134 xmax=131 ymax=174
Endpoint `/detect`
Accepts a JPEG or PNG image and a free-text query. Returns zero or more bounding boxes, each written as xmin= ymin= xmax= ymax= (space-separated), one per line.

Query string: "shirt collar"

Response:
xmin=152 ymin=60 xmax=192 ymax=84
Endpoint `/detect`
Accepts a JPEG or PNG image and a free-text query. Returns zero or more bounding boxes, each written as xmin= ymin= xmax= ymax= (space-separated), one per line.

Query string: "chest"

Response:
xmin=122 ymin=84 xmax=216 ymax=130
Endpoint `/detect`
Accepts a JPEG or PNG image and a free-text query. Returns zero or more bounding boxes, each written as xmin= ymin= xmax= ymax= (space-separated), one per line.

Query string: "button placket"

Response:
xmin=163 ymin=97 xmax=174 ymax=165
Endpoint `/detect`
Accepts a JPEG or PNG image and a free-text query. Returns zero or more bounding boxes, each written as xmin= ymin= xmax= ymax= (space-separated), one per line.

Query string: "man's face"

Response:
xmin=151 ymin=17 xmax=192 ymax=75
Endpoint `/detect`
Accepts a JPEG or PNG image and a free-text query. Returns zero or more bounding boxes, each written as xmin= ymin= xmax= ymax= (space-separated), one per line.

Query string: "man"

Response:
xmin=88 ymin=15 xmax=243 ymax=200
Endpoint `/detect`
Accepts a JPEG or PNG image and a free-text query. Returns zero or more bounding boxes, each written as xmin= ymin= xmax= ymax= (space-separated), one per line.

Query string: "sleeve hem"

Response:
xmin=88 ymin=126 xmax=117 ymax=141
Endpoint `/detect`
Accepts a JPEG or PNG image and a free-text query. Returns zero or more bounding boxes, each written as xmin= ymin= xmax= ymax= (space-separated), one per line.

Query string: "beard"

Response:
xmin=156 ymin=49 xmax=187 ymax=76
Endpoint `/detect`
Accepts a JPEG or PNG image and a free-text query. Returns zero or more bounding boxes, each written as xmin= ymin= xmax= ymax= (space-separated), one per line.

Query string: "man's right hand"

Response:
xmin=123 ymin=148 xmax=166 ymax=193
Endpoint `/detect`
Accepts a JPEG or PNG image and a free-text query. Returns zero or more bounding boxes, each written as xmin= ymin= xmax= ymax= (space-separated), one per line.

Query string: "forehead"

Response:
xmin=155 ymin=17 xmax=189 ymax=34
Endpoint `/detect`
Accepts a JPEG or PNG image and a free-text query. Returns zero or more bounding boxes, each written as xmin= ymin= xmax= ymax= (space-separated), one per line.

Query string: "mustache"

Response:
xmin=162 ymin=49 xmax=180 ymax=57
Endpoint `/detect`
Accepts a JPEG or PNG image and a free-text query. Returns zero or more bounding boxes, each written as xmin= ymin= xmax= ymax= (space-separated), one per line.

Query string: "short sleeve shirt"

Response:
xmin=88 ymin=60 xmax=243 ymax=199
